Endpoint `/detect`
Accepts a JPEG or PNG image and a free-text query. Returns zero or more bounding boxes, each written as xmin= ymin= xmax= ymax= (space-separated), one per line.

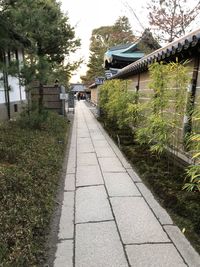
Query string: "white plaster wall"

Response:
xmin=21 ymin=84 xmax=26 ymax=100
xmin=5 ymin=49 xmax=26 ymax=103
xmin=17 ymin=49 xmax=26 ymax=101
xmin=0 ymin=91 xmax=6 ymax=104
xmin=0 ymin=73 xmax=5 ymax=104
xmin=8 ymin=76 xmax=21 ymax=102
xmin=18 ymin=49 xmax=24 ymax=63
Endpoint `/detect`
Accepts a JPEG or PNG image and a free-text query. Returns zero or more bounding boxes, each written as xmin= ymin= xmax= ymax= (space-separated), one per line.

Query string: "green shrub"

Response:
xmin=100 ymin=64 xmax=199 ymax=192
xmin=99 ymin=79 xmax=140 ymax=129
xmin=183 ymin=117 xmax=200 ymax=192
xmin=18 ymin=105 xmax=49 ymax=130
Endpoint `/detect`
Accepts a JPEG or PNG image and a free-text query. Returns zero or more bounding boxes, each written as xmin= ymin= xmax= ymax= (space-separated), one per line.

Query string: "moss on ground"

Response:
xmin=0 ymin=111 xmax=69 ymax=266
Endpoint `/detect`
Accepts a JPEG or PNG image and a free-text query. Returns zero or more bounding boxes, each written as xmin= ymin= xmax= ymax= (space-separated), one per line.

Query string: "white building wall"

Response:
xmin=18 ymin=49 xmax=24 ymax=63
xmin=21 ymin=84 xmax=26 ymax=100
xmin=0 ymin=73 xmax=5 ymax=104
xmin=0 ymin=92 xmax=6 ymax=104
xmin=6 ymin=49 xmax=26 ymax=103
xmin=0 ymin=48 xmax=27 ymax=121
xmin=8 ymin=76 xmax=21 ymax=102
xmin=18 ymin=49 xmax=26 ymax=101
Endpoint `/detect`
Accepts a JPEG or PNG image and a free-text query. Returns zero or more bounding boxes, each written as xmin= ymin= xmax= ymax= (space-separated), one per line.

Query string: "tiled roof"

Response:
xmin=70 ymin=83 xmax=86 ymax=92
xmin=112 ymin=52 xmax=144 ymax=60
xmin=109 ymin=43 xmax=133 ymax=51
xmin=104 ymin=42 xmax=142 ymax=65
xmin=88 ymin=82 xmax=97 ymax=89
xmin=111 ymin=28 xmax=200 ymax=79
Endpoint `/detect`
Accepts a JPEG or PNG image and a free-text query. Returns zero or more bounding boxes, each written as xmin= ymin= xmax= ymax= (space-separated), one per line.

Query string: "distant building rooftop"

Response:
xmin=104 ymin=29 xmax=160 ymax=72
xmin=70 ymin=83 xmax=86 ymax=92
xmin=104 ymin=43 xmax=145 ymax=69
xmin=110 ymin=27 xmax=200 ymax=79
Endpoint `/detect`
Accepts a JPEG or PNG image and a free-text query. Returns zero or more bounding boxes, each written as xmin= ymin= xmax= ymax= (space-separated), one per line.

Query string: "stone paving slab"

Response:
xmin=114 ymin=152 xmax=132 ymax=169
xmin=54 ymin=102 xmax=200 ymax=267
xmin=103 ymin=172 xmax=141 ymax=197
xmin=76 ymin=165 xmax=104 ymax=187
xmin=93 ymin=140 xmax=109 ymax=148
xmin=164 ymin=225 xmax=200 ymax=267
xmin=68 ymin=142 xmax=76 ymax=151
xmin=95 ymin=146 xmax=116 ymax=158
xmin=90 ymin=133 xmax=106 ymax=140
xmin=66 ymin=162 xmax=75 ymax=174
xmin=77 ymin=137 xmax=92 ymax=146
xmin=75 ymin=185 xmax=113 ymax=223
xmin=58 ymin=192 xmax=74 ymax=239
xmin=126 ymin=244 xmax=186 ymax=267
xmin=137 ymin=183 xmax=173 ymax=225
xmin=75 ymin=221 xmax=128 ymax=267
xmin=110 ymin=197 xmax=169 ymax=244
xmin=76 ymin=130 xmax=90 ymax=138
xmin=69 ymin=126 xmax=76 ymax=148
xmin=99 ymin=157 xmax=126 ymax=173
xmin=97 ymin=123 xmax=132 ymax=169
xmin=64 ymin=174 xmax=75 ymax=191
xmin=77 ymin=152 xmax=98 ymax=166
xmin=66 ymin=149 xmax=76 ymax=174
xmin=87 ymin=126 xmax=99 ymax=132
xmin=70 ymin=132 xmax=77 ymax=142
xmin=54 ymin=240 xmax=73 ymax=267
xmin=69 ymin=149 xmax=76 ymax=160
xmin=77 ymin=143 xmax=95 ymax=153
xmin=126 ymin=168 xmax=142 ymax=182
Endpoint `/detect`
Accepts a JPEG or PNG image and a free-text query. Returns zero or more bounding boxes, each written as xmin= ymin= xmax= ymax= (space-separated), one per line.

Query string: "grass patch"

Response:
xmin=100 ymin=117 xmax=200 ymax=255
xmin=0 ymin=111 xmax=69 ymax=266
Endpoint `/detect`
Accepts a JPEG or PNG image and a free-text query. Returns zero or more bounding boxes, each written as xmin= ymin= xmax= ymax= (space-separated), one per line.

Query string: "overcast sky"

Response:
xmin=60 ymin=0 xmax=149 ymax=82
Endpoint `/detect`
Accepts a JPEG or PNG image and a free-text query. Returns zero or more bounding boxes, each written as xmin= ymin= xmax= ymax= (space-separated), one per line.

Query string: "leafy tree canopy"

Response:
xmin=0 ymin=0 xmax=81 ymax=85
xmin=147 ymin=0 xmax=200 ymax=42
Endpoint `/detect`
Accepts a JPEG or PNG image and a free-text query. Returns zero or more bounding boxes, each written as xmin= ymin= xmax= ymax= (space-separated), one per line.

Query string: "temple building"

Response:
xmin=103 ymin=29 xmax=160 ymax=78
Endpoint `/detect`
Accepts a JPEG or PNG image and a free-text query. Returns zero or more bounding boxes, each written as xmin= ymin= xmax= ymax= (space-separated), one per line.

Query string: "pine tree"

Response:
xmin=0 ymin=0 xmax=81 ymax=84
xmin=81 ymin=16 xmax=135 ymax=84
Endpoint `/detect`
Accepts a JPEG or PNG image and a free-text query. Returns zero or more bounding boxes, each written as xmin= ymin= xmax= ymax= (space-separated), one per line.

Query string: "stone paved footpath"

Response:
xmin=53 ymin=101 xmax=200 ymax=267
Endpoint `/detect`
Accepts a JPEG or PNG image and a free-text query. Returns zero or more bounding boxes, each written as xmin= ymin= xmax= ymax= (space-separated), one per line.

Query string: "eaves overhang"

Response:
xmin=112 ymin=53 xmax=144 ymax=62
xmin=88 ymin=82 xmax=97 ymax=89
xmin=104 ymin=42 xmax=141 ymax=68
xmin=110 ymin=28 xmax=200 ymax=79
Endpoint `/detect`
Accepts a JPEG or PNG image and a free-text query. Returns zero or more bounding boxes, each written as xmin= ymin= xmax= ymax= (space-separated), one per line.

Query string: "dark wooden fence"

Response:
xmin=31 ymin=85 xmax=63 ymax=114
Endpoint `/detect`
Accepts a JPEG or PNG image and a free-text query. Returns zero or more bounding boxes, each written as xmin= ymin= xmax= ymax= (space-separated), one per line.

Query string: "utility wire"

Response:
xmin=123 ymin=1 xmax=145 ymax=31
